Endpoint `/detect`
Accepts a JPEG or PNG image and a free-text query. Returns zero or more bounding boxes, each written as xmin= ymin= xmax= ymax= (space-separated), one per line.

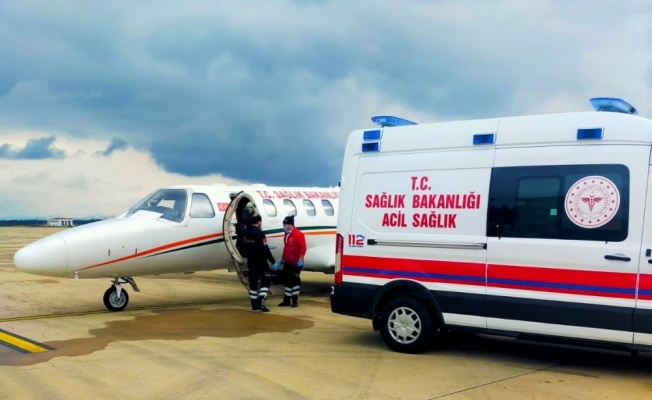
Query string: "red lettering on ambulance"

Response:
xmin=411 ymin=212 xmax=457 ymax=229
xmin=381 ymin=212 xmax=407 ymax=227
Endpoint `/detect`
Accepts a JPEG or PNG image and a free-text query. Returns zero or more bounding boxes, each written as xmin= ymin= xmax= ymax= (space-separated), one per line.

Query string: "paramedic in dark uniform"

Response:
xmin=241 ymin=214 xmax=277 ymax=312
xmin=278 ymin=215 xmax=307 ymax=308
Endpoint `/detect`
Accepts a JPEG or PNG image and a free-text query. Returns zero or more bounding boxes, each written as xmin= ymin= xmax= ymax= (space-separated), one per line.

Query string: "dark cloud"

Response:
xmin=0 ymin=136 xmax=65 ymax=160
xmin=100 ymin=137 xmax=129 ymax=156
xmin=0 ymin=1 xmax=649 ymax=186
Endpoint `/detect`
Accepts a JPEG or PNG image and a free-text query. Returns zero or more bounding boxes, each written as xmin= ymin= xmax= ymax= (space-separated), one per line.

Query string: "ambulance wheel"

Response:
xmin=103 ymin=286 xmax=129 ymax=312
xmin=379 ymin=297 xmax=433 ymax=354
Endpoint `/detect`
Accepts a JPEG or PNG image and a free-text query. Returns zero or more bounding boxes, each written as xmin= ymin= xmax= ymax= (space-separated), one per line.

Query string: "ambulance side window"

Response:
xmin=487 ymin=164 xmax=629 ymax=242
xmin=514 ymin=177 xmax=561 ymax=237
xmin=189 ymin=193 xmax=215 ymax=218
xmin=263 ymin=199 xmax=277 ymax=217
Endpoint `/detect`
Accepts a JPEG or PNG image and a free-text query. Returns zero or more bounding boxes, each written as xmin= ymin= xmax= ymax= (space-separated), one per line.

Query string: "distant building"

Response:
xmin=47 ymin=218 xmax=74 ymax=227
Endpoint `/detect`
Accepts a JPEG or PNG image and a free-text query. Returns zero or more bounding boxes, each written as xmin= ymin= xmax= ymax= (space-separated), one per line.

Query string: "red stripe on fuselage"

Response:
xmin=76 ymin=232 xmax=223 ymax=272
xmin=267 ymin=230 xmax=336 ymax=240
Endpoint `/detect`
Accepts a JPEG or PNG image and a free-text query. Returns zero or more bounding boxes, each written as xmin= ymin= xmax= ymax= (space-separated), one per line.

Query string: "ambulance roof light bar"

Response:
xmin=589 ymin=97 xmax=638 ymax=115
xmin=371 ymin=116 xmax=418 ymax=127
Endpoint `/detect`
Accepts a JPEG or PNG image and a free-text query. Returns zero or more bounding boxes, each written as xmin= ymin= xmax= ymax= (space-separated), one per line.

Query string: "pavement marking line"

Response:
xmin=0 ymin=328 xmax=54 ymax=354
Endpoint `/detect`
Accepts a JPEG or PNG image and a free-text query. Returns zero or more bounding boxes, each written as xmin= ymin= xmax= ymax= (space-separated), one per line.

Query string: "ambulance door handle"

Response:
xmin=604 ymin=254 xmax=631 ymax=262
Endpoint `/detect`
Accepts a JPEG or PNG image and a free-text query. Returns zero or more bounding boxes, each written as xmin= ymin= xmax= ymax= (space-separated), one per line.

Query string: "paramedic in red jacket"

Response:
xmin=278 ymin=215 xmax=307 ymax=308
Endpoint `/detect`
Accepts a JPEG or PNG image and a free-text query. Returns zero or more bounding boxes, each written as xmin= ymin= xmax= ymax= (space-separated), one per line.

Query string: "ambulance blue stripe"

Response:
xmin=345 ymin=266 xmax=639 ymax=296
xmin=344 ymin=267 xmax=485 ymax=283
xmin=343 ymin=266 xmax=652 ymax=296
xmin=487 ymin=278 xmax=636 ymax=295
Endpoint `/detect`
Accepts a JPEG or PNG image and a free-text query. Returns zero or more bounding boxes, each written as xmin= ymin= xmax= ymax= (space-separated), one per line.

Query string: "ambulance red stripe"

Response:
xmin=342 ymin=255 xmax=485 ymax=277
xmin=342 ymin=254 xmax=652 ymax=300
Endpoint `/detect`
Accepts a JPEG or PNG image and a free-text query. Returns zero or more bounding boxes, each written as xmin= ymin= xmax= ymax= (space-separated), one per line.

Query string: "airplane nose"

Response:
xmin=14 ymin=238 xmax=69 ymax=277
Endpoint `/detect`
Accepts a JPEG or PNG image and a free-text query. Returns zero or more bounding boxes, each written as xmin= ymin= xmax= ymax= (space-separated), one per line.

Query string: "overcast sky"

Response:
xmin=0 ymin=0 xmax=650 ymax=218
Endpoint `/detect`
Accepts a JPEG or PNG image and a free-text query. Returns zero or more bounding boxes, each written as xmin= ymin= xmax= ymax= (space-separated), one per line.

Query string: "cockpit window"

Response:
xmin=125 ymin=189 xmax=187 ymax=223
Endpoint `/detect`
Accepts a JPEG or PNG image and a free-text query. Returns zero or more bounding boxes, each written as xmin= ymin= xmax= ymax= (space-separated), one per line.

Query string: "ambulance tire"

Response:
xmin=379 ymin=297 xmax=434 ymax=354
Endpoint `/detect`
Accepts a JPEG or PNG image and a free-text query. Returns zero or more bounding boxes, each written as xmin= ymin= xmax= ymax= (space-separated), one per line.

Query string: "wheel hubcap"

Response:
xmin=388 ymin=306 xmax=421 ymax=344
xmin=110 ymin=292 xmax=125 ymax=307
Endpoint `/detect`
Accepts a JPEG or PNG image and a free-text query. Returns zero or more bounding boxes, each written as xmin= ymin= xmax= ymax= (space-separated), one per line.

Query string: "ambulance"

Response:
xmin=331 ymin=98 xmax=652 ymax=354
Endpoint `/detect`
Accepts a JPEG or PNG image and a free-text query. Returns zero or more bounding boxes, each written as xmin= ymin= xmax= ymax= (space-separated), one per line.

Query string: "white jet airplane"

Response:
xmin=14 ymin=184 xmax=339 ymax=311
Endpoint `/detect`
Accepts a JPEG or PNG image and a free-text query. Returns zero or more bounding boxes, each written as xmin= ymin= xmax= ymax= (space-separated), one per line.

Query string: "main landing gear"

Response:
xmin=103 ymin=277 xmax=140 ymax=312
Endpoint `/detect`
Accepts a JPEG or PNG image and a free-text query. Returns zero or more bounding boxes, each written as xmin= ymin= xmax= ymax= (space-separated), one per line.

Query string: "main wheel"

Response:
xmin=103 ymin=286 xmax=129 ymax=312
xmin=379 ymin=297 xmax=434 ymax=354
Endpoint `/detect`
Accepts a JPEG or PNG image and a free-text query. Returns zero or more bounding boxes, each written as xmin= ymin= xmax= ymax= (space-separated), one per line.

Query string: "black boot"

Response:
xmin=251 ymin=299 xmax=260 ymax=311
xmin=278 ymin=296 xmax=291 ymax=307
xmin=291 ymin=295 xmax=299 ymax=308
xmin=258 ymin=297 xmax=270 ymax=312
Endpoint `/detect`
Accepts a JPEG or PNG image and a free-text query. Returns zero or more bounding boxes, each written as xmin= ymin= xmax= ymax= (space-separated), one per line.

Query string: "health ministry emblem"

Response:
xmin=565 ymin=176 xmax=620 ymax=228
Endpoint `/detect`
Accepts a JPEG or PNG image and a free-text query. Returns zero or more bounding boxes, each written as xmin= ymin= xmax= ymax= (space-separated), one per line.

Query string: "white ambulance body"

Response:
xmin=331 ymin=99 xmax=652 ymax=354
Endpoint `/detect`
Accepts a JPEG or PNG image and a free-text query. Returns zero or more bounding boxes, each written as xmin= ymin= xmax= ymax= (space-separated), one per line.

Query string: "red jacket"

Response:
xmin=282 ymin=228 xmax=306 ymax=264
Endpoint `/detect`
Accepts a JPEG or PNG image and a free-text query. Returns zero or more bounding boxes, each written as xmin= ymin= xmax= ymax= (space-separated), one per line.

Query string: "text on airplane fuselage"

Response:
xmin=256 ymin=190 xmax=339 ymax=200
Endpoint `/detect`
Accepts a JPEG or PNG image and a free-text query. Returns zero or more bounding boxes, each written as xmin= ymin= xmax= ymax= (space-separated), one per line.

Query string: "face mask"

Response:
xmin=284 ymin=227 xmax=292 ymax=234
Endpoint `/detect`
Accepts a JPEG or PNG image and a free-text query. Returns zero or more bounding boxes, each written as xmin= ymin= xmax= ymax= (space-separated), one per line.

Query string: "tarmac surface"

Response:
xmin=0 ymin=226 xmax=650 ymax=399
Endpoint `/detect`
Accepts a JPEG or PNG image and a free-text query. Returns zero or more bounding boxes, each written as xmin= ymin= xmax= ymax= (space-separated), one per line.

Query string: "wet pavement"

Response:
xmin=0 ymin=227 xmax=650 ymax=399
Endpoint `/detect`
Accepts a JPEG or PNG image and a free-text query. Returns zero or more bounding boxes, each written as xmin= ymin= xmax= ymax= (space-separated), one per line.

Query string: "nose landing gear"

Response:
xmin=103 ymin=277 xmax=140 ymax=312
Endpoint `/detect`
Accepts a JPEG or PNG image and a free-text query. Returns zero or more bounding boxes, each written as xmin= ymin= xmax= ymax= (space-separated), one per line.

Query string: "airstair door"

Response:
xmin=222 ymin=191 xmax=248 ymax=288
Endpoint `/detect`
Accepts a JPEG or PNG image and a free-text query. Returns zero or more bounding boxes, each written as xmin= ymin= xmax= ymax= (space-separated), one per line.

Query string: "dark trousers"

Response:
xmin=280 ymin=263 xmax=301 ymax=303
xmin=248 ymin=265 xmax=271 ymax=306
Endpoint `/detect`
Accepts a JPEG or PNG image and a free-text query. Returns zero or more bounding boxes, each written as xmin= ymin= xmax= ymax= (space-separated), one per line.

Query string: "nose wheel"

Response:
xmin=103 ymin=286 xmax=129 ymax=311
xmin=103 ymin=277 xmax=139 ymax=312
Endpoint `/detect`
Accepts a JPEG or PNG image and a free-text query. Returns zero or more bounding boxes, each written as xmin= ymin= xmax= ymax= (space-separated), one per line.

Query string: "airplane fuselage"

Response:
xmin=14 ymin=183 xmax=339 ymax=310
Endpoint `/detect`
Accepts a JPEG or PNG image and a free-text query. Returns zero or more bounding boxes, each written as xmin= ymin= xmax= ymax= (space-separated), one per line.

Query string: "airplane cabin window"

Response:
xmin=303 ymin=199 xmax=316 ymax=216
xmin=321 ymin=199 xmax=334 ymax=216
xmin=189 ymin=193 xmax=215 ymax=218
xmin=283 ymin=199 xmax=297 ymax=216
xmin=263 ymin=199 xmax=277 ymax=217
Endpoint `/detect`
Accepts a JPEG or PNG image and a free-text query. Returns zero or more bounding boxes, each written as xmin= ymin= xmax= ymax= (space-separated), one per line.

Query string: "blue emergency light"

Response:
xmin=577 ymin=128 xmax=603 ymax=140
xmin=363 ymin=129 xmax=382 ymax=141
xmin=371 ymin=115 xmax=418 ymax=127
xmin=473 ymin=133 xmax=495 ymax=145
xmin=362 ymin=142 xmax=380 ymax=152
xmin=589 ymin=98 xmax=638 ymax=115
